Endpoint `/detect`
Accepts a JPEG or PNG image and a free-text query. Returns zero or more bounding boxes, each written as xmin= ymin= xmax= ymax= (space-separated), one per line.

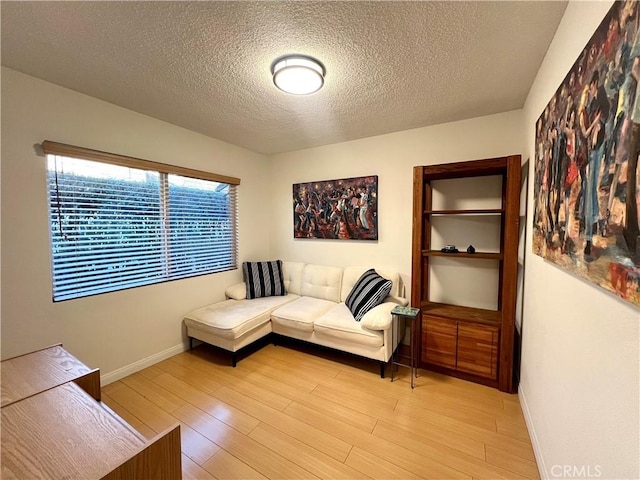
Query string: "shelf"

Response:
xmin=420 ymin=158 xmax=509 ymax=179
xmin=412 ymin=155 xmax=521 ymax=393
xmin=424 ymin=208 xmax=504 ymax=215
xmin=422 ymin=250 xmax=503 ymax=260
xmin=422 ymin=302 xmax=502 ymax=326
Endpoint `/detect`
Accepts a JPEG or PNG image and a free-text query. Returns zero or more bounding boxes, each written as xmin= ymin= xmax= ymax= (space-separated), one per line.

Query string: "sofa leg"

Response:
xmin=189 ymin=337 xmax=193 ymax=350
xmin=231 ymin=353 xmax=237 ymax=368
xmin=379 ymin=361 xmax=386 ymax=379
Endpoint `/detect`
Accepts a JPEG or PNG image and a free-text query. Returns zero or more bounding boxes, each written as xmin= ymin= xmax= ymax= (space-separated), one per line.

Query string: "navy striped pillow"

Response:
xmin=243 ymin=260 xmax=287 ymax=299
xmin=345 ymin=269 xmax=392 ymax=321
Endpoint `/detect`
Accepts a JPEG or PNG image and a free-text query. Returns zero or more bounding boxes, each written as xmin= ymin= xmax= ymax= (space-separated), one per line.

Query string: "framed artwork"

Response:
xmin=533 ymin=0 xmax=640 ymax=306
xmin=293 ymin=175 xmax=378 ymax=240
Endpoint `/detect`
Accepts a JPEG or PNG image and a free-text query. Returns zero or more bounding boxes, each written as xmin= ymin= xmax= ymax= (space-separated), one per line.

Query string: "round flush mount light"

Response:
xmin=271 ymin=55 xmax=325 ymax=95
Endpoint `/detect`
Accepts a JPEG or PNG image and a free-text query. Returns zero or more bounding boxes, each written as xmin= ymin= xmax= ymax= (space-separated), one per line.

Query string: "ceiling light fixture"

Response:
xmin=271 ymin=55 xmax=325 ymax=95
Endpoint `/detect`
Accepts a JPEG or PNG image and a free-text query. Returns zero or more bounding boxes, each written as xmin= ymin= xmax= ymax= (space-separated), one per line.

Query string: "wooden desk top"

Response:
xmin=1 ymin=382 xmax=146 ymax=480
xmin=1 ymin=345 xmax=100 ymax=407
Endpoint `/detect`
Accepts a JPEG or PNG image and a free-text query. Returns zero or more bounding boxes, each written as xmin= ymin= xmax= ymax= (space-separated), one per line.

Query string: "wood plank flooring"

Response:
xmin=101 ymin=342 xmax=540 ymax=479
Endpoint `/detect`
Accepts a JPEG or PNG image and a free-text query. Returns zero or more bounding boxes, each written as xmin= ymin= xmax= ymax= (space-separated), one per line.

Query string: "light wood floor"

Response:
xmin=101 ymin=342 xmax=540 ymax=480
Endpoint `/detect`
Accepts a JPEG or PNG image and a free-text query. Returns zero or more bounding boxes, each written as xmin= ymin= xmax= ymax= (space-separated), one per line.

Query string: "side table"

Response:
xmin=390 ymin=305 xmax=421 ymax=389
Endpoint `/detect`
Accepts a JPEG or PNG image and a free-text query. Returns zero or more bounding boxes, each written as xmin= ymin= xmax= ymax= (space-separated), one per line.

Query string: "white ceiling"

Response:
xmin=1 ymin=1 xmax=567 ymax=156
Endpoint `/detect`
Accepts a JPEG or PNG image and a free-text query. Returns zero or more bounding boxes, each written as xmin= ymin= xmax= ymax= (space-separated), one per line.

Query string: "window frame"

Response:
xmin=42 ymin=141 xmax=241 ymax=185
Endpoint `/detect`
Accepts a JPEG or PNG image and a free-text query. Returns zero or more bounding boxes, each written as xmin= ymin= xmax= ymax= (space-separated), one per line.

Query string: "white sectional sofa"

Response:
xmin=183 ymin=261 xmax=408 ymax=377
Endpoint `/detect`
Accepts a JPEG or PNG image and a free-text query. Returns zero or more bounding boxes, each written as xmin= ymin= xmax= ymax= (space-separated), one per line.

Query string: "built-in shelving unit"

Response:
xmin=411 ymin=155 xmax=521 ymax=392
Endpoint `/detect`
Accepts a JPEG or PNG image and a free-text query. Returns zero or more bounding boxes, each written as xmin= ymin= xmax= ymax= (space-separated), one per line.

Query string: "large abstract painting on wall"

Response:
xmin=533 ymin=0 xmax=640 ymax=306
xmin=293 ymin=175 xmax=378 ymax=240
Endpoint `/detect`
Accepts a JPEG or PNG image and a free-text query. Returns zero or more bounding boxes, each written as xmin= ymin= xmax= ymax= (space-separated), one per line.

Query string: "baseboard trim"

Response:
xmin=519 ymin=383 xmax=547 ymax=479
xmin=101 ymin=343 xmax=188 ymax=386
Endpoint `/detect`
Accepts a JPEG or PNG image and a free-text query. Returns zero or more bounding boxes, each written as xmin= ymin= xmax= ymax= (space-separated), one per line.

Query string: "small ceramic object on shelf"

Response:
xmin=441 ymin=245 xmax=459 ymax=253
xmin=467 ymin=245 xmax=476 ymax=253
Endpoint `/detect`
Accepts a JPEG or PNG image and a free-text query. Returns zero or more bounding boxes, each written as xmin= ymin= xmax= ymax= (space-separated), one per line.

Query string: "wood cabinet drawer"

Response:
xmin=456 ymin=323 xmax=499 ymax=379
xmin=422 ymin=316 xmax=457 ymax=368
xmin=458 ymin=323 xmax=499 ymax=344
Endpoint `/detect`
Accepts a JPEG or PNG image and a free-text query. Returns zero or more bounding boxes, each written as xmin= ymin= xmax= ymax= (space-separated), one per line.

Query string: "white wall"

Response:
xmin=0 ymin=67 xmax=271 ymax=379
xmin=268 ymin=111 xmax=526 ymax=292
xmin=521 ymin=2 xmax=640 ymax=479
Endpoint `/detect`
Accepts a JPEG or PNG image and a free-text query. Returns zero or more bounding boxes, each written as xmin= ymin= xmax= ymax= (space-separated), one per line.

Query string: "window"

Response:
xmin=43 ymin=141 xmax=239 ymax=301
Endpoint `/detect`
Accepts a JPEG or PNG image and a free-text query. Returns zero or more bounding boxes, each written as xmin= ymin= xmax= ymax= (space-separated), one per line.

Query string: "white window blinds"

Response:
xmin=45 ymin=145 xmax=238 ymax=301
xmin=167 ymin=174 xmax=237 ymax=280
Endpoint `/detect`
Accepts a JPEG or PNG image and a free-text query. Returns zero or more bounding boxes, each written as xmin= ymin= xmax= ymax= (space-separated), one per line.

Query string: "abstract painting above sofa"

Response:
xmin=293 ymin=175 xmax=378 ymax=240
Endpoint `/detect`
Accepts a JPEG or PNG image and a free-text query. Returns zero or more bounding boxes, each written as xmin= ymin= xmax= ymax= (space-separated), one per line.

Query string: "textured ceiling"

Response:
xmin=1 ymin=1 xmax=567 ymax=155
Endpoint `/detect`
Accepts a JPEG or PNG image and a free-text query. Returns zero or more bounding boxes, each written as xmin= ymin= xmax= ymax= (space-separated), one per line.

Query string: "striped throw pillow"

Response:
xmin=345 ymin=269 xmax=392 ymax=321
xmin=243 ymin=260 xmax=287 ymax=299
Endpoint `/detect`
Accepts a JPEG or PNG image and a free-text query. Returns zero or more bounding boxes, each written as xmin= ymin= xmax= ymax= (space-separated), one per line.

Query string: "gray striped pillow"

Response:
xmin=345 ymin=269 xmax=392 ymax=321
xmin=243 ymin=260 xmax=287 ymax=299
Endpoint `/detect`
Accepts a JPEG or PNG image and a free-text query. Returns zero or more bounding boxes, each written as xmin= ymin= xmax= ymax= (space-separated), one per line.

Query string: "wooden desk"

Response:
xmin=1 ymin=345 xmax=181 ymax=479
xmin=1 ymin=344 xmax=101 ymax=406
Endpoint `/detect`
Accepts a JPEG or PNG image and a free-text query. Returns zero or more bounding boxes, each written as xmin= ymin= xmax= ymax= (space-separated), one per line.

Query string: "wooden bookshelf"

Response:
xmin=412 ymin=156 xmax=521 ymax=392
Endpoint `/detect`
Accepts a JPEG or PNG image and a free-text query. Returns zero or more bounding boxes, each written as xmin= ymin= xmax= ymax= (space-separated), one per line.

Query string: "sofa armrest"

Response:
xmin=361 ymin=302 xmax=396 ymax=330
xmin=225 ymin=282 xmax=246 ymax=300
xmin=385 ymin=295 xmax=409 ymax=306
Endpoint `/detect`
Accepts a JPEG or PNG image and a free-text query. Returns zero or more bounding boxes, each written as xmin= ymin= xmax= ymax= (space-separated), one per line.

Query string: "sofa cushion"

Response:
xmin=300 ymin=264 xmax=343 ymax=302
xmin=341 ymin=266 xmax=401 ymax=302
xmin=283 ymin=261 xmax=305 ymax=295
xmin=345 ymin=269 xmax=392 ymax=321
xmin=225 ymin=282 xmax=247 ymax=300
xmin=314 ymin=304 xmax=384 ymax=348
xmin=184 ymin=294 xmax=297 ymax=340
xmin=243 ymin=260 xmax=287 ymax=299
xmin=271 ymin=296 xmax=336 ymax=332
